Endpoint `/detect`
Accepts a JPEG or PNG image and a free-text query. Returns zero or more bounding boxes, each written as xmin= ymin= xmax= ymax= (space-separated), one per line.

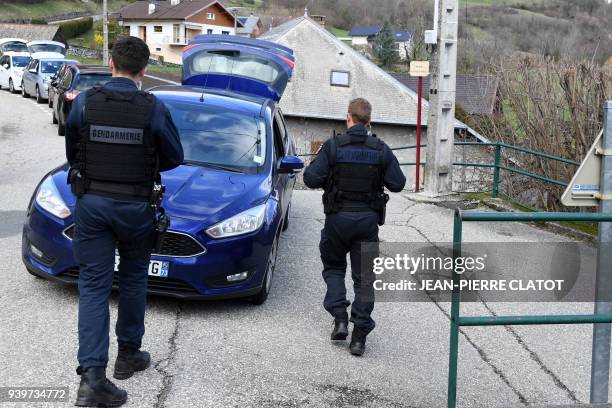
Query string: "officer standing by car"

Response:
xmin=65 ymin=36 xmax=183 ymax=407
xmin=303 ymin=98 xmax=406 ymax=356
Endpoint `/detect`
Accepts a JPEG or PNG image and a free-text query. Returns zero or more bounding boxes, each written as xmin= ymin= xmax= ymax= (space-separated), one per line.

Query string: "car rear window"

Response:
xmin=29 ymin=44 xmax=65 ymax=55
xmin=190 ymin=51 xmax=280 ymax=84
xmin=164 ymin=99 xmax=267 ymax=171
xmin=74 ymin=74 xmax=112 ymax=90
xmin=1 ymin=42 xmax=27 ymax=53
xmin=12 ymin=56 xmax=31 ymax=68
xmin=41 ymin=60 xmax=64 ymax=74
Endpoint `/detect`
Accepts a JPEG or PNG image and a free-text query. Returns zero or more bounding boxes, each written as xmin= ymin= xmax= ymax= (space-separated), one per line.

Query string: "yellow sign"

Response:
xmin=410 ymin=61 xmax=430 ymax=77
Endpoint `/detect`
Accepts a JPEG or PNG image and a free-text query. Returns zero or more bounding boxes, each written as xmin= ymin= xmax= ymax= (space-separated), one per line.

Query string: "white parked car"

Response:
xmin=0 ymin=52 xmax=32 ymax=93
xmin=0 ymin=38 xmax=28 ymax=55
xmin=27 ymin=40 xmax=66 ymax=56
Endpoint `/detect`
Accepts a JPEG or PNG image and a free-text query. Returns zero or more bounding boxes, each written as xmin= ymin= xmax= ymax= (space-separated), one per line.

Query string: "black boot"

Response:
xmin=75 ymin=366 xmax=127 ymax=407
xmin=113 ymin=346 xmax=151 ymax=380
xmin=330 ymin=320 xmax=349 ymax=340
xmin=349 ymin=328 xmax=367 ymax=356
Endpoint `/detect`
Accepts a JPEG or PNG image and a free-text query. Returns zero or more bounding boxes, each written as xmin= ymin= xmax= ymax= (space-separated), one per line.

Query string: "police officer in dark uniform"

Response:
xmin=303 ymin=98 xmax=406 ymax=356
xmin=65 ymin=36 xmax=183 ymax=407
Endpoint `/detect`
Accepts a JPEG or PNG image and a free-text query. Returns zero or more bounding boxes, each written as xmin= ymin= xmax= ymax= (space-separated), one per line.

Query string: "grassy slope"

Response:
xmin=327 ymin=26 xmax=349 ymax=38
xmin=0 ymin=0 xmax=132 ymax=20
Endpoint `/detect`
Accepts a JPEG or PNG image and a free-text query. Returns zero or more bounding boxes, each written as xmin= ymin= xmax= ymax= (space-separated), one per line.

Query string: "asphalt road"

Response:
xmin=0 ymin=86 xmax=610 ymax=408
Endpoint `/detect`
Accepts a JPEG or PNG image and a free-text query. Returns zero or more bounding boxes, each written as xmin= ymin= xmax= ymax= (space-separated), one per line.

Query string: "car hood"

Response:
xmin=161 ymin=165 xmax=272 ymax=224
xmin=52 ymin=164 xmax=271 ymax=228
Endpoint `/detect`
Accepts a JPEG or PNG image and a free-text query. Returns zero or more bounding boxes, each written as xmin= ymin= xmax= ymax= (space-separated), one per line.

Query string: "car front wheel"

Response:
xmin=248 ymin=236 xmax=278 ymax=305
xmin=35 ymin=86 xmax=43 ymax=103
xmin=9 ymin=79 xmax=15 ymax=93
xmin=21 ymin=83 xmax=28 ymax=98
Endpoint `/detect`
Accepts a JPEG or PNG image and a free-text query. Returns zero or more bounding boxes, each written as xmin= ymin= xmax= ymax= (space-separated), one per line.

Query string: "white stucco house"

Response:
xmin=116 ymin=0 xmax=243 ymax=64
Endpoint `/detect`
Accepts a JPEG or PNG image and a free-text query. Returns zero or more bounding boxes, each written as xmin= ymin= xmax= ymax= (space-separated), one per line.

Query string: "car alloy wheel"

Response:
xmin=9 ymin=79 xmax=14 ymax=93
xmin=282 ymin=202 xmax=291 ymax=232
xmin=249 ymin=236 xmax=278 ymax=305
xmin=36 ymin=86 xmax=43 ymax=104
xmin=21 ymin=82 xmax=28 ymax=98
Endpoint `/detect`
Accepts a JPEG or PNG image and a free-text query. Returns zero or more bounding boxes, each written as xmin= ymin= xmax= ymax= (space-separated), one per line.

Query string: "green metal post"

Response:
xmin=448 ymin=210 xmax=463 ymax=408
xmin=492 ymin=144 xmax=501 ymax=198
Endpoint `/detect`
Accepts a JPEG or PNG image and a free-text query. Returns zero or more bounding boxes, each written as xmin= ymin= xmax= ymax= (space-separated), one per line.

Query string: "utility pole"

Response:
xmin=423 ymin=0 xmax=459 ymax=196
xmin=103 ymin=0 xmax=109 ymax=65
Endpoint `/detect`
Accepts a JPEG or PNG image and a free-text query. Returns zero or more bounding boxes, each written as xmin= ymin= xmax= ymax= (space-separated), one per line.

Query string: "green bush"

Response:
xmin=60 ymin=17 xmax=93 ymax=39
xmin=30 ymin=18 xmax=47 ymax=25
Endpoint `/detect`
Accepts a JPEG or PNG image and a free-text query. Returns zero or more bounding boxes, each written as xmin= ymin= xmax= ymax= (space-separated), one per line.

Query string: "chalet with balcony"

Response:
xmin=117 ymin=0 xmax=243 ymax=64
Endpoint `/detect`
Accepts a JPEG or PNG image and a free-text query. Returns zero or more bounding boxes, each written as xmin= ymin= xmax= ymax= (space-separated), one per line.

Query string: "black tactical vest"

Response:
xmin=323 ymin=132 xmax=385 ymax=213
xmin=74 ymin=87 xmax=157 ymax=200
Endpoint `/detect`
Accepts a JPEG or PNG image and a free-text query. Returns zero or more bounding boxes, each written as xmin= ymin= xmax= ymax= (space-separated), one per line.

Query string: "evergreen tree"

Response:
xmin=373 ymin=21 xmax=399 ymax=69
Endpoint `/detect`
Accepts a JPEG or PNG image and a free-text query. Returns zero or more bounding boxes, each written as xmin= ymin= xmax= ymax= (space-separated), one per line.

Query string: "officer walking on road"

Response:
xmin=65 ymin=36 xmax=183 ymax=407
xmin=303 ymin=98 xmax=406 ymax=356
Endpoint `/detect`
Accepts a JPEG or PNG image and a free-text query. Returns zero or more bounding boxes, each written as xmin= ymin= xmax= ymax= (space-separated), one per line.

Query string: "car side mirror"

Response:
xmin=2 ymin=64 xmax=8 ymax=69
xmin=51 ymin=80 xmax=58 ymax=87
xmin=29 ymin=68 xmax=37 ymax=73
xmin=278 ymin=155 xmax=304 ymax=174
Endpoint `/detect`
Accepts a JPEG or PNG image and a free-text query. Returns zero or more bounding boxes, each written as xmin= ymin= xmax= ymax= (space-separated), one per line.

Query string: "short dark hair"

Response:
xmin=348 ymin=98 xmax=372 ymax=125
xmin=111 ymin=36 xmax=150 ymax=76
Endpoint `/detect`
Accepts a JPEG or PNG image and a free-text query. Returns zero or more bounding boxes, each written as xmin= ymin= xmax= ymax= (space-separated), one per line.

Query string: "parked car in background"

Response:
xmin=0 ymin=38 xmax=28 ymax=55
xmin=52 ymin=64 xmax=112 ymax=136
xmin=27 ymin=40 xmax=66 ymax=56
xmin=0 ymin=52 xmax=32 ymax=93
xmin=47 ymin=61 xmax=78 ymax=108
xmin=22 ymin=58 xmax=78 ymax=103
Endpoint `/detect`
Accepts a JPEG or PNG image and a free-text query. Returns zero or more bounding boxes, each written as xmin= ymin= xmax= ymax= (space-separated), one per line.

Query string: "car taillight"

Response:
xmin=277 ymin=55 xmax=295 ymax=69
xmin=64 ymin=90 xmax=80 ymax=102
xmin=183 ymin=43 xmax=202 ymax=52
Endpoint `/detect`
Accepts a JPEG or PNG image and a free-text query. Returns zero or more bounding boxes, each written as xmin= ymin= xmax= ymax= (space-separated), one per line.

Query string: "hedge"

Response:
xmin=60 ymin=16 xmax=93 ymax=39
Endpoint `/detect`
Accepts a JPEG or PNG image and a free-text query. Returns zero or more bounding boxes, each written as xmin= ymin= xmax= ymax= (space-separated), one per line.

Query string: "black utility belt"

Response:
xmin=86 ymin=180 xmax=153 ymax=202
xmin=85 ymin=190 xmax=151 ymax=203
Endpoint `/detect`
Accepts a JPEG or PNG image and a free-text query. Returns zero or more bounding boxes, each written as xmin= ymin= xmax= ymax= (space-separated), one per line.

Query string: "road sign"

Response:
xmin=561 ymin=130 xmax=604 ymax=207
xmin=409 ymin=61 xmax=430 ymax=77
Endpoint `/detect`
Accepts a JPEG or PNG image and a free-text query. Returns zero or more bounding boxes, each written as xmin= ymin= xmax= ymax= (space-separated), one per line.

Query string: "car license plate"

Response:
xmin=114 ymin=256 xmax=169 ymax=278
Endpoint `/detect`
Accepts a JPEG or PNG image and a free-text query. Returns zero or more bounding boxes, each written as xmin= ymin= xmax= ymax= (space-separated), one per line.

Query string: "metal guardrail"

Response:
xmin=298 ymin=141 xmax=579 ymax=198
xmin=447 ymin=210 xmax=612 ymax=408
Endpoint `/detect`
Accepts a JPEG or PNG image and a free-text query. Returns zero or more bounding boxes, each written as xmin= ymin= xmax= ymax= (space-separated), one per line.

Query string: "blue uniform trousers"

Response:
xmin=319 ymin=210 xmax=379 ymax=335
xmin=73 ymin=194 xmax=154 ymax=368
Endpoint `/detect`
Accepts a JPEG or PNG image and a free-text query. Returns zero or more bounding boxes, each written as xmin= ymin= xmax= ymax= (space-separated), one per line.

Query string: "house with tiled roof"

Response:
xmin=237 ymin=15 xmax=263 ymax=38
xmin=390 ymin=73 xmax=501 ymax=116
xmin=260 ymin=16 xmax=485 ymax=187
xmin=349 ymin=25 xmax=412 ymax=59
xmin=116 ymin=0 xmax=243 ymax=64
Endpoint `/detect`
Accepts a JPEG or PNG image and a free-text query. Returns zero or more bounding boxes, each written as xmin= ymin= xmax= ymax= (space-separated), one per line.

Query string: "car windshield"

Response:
xmin=41 ymin=60 xmax=64 ymax=74
xmin=1 ymin=42 xmax=27 ymax=52
xmin=74 ymin=74 xmax=112 ymax=90
xmin=29 ymin=44 xmax=65 ymax=55
xmin=164 ymin=99 xmax=266 ymax=172
xmin=12 ymin=56 xmax=31 ymax=67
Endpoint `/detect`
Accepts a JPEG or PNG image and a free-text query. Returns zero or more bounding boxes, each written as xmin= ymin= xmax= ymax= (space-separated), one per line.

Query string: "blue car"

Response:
xmin=21 ymin=38 xmax=304 ymax=304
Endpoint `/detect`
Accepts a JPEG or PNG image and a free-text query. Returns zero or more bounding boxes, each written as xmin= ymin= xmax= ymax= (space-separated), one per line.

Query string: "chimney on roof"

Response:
xmin=148 ymin=1 xmax=156 ymax=15
xmin=311 ymin=15 xmax=326 ymax=27
xmin=170 ymin=0 xmax=180 ymax=5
